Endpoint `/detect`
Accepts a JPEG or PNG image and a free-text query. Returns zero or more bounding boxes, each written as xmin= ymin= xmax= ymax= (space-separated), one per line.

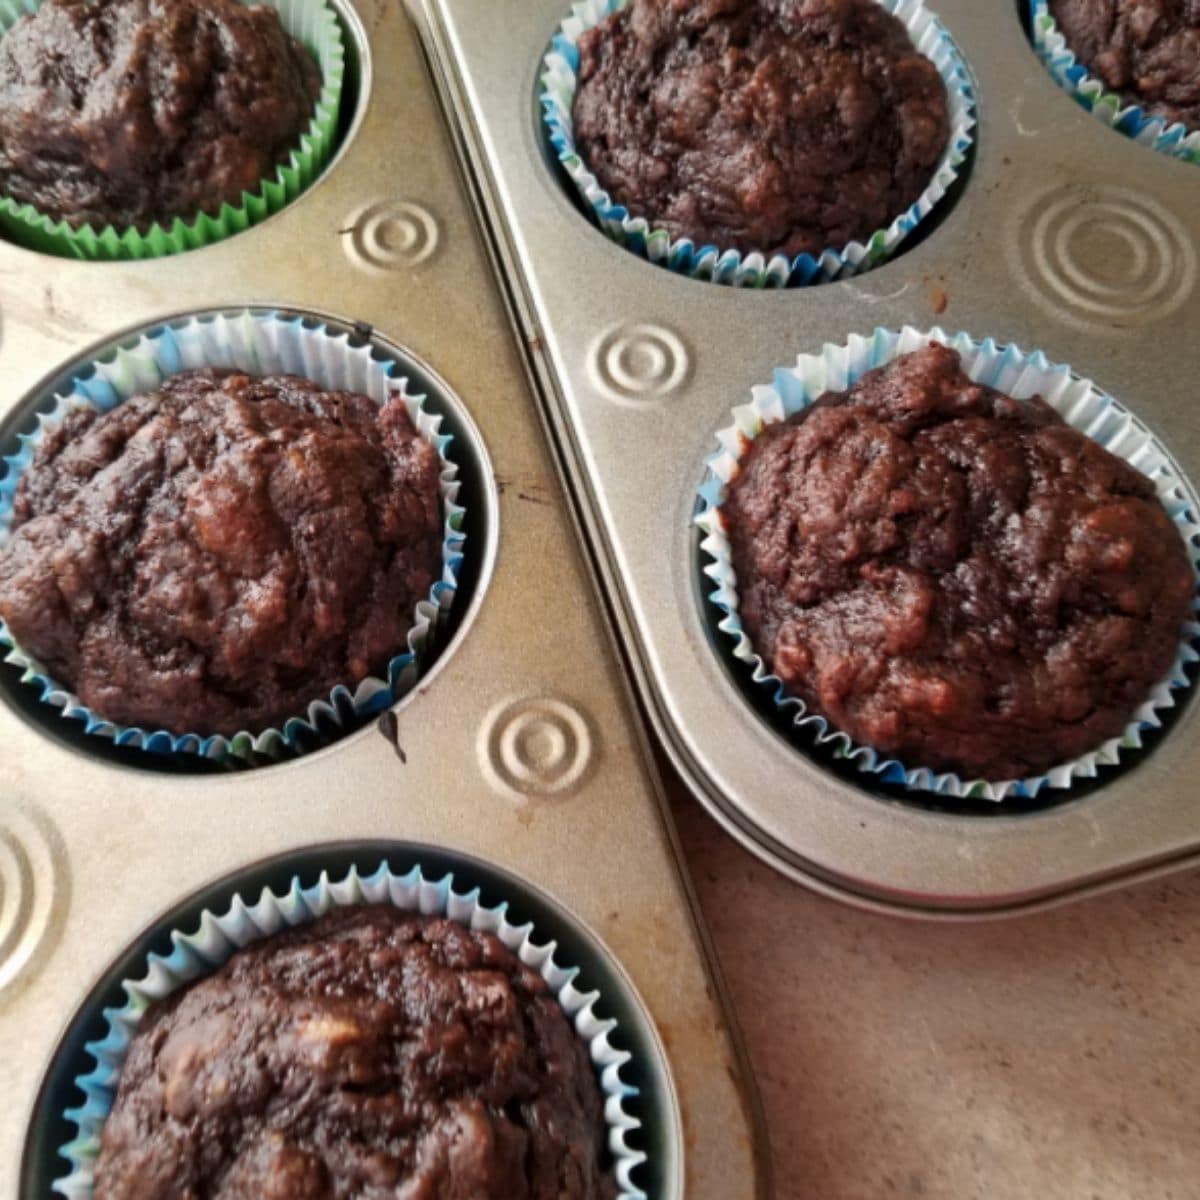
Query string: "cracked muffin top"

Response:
xmin=93 ymin=906 xmax=617 ymax=1200
xmin=572 ymin=0 xmax=951 ymax=257
xmin=1049 ymin=0 xmax=1200 ymax=129
xmin=0 ymin=0 xmax=321 ymax=230
xmin=0 ymin=369 xmax=443 ymax=736
xmin=723 ymin=343 xmax=1194 ymax=780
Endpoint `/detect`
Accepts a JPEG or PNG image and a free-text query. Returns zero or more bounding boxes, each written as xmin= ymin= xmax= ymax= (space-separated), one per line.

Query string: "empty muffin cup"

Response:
xmin=53 ymin=861 xmax=647 ymax=1199
xmin=0 ymin=310 xmax=466 ymax=764
xmin=0 ymin=0 xmax=346 ymax=259
xmin=696 ymin=327 xmax=1200 ymax=800
xmin=1030 ymin=0 xmax=1200 ymax=166
xmin=540 ymin=0 xmax=976 ymax=287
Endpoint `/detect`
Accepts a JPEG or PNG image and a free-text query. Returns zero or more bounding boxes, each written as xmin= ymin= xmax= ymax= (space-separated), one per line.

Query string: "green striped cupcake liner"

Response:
xmin=0 ymin=0 xmax=345 ymax=260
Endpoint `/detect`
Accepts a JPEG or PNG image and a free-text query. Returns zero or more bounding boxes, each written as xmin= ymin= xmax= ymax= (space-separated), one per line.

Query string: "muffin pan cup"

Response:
xmin=414 ymin=0 xmax=1200 ymax=915
xmin=0 ymin=2 xmax=765 ymax=1195
xmin=696 ymin=325 xmax=1200 ymax=801
xmin=55 ymin=862 xmax=647 ymax=1199
xmin=0 ymin=0 xmax=346 ymax=260
xmin=539 ymin=0 xmax=977 ymax=287
xmin=0 ymin=311 xmax=467 ymax=765
xmin=1029 ymin=0 xmax=1200 ymax=167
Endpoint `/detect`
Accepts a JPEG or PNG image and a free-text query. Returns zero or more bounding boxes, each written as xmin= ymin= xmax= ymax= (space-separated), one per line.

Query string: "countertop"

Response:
xmin=670 ymin=791 xmax=1200 ymax=1200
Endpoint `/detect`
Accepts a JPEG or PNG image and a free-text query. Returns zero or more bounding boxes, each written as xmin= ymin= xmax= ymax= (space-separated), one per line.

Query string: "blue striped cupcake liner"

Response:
xmin=0 ymin=311 xmax=466 ymax=764
xmin=53 ymin=862 xmax=647 ymax=1199
xmin=1030 ymin=0 xmax=1200 ymax=166
xmin=696 ymin=326 xmax=1200 ymax=801
xmin=540 ymin=0 xmax=977 ymax=287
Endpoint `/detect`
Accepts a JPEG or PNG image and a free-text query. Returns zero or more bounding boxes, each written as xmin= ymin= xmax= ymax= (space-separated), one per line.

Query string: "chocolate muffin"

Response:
xmin=93 ymin=906 xmax=617 ymax=1200
xmin=571 ymin=0 xmax=951 ymax=258
xmin=0 ymin=0 xmax=321 ymax=231
xmin=1049 ymin=0 xmax=1200 ymax=129
xmin=0 ymin=369 xmax=443 ymax=737
xmin=723 ymin=343 xmax=1195 ymax=780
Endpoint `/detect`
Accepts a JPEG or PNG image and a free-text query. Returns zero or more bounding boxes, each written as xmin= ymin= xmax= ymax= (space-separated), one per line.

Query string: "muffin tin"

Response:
xmin=0 ymin=2 xmax=765 ymax=1195
xmin=411 ymin=0 xmax=1200 ymax=916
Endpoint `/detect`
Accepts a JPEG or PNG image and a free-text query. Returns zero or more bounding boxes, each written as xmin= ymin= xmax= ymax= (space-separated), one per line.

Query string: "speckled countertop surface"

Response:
xmin=669 ymin=790 xmax=1200 ymax=1200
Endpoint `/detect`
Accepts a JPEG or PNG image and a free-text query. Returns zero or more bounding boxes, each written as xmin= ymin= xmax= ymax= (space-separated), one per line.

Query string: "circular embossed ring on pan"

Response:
xmin=0 ymin=800 xmax=66 ymax=995
xmin=1011 ymin=183 xmax=1196 ymax=330
xmin=480 ymin=697 xmax=595 ymax=800
xmin=590 ymin=323 xmax=691 ymax=405
xmin=342 ymin=200 xmax=441 ymax=272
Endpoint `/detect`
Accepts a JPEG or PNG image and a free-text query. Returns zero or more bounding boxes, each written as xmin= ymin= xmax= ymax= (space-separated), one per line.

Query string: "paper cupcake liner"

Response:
xmin=696 ymin=326 xmax=1200 ymax=801
xmin=0 ymin=0 xmax=346 ymax=260
xmin=1030 ymin=0 xmax=1200 ymax=166
xmin=0 ymin=311 xmax=466 ymax=764
xmin=540 ymin=0 xmax=977 ymax=287
xmin=53 ymin=861 xmax=648 ymax=1199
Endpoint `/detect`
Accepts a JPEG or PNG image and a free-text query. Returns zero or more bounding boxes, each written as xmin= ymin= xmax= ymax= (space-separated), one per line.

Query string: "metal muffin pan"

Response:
xmin=412 ymin=0 xmax=1200 ymax=917
xmin=0 ymin=2 xmax=765 ymax=1195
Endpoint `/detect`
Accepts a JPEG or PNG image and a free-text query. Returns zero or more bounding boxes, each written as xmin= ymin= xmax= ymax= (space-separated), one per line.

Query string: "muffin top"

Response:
xmin=1049 ymin=0 xmax=1200 ymax=129
xmin=723 ymin=343 xmax=1195 ymax=780
xmin=0 ymin=369 xmax=443 ymax=737
xmin=93 ymin=906 xmax=617 ymax=1200
xmin=0 ymin=0 xmax=321 ymax=230
xmin=571 ymin=0 xmax=951 ymax=258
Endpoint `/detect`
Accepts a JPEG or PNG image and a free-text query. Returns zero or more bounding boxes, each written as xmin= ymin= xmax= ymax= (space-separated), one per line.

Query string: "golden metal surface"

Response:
xmin=416 ymin=0 xmax=1200 ymax=915
xmin=0 ymin=3 xmax=766 ymax=1194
